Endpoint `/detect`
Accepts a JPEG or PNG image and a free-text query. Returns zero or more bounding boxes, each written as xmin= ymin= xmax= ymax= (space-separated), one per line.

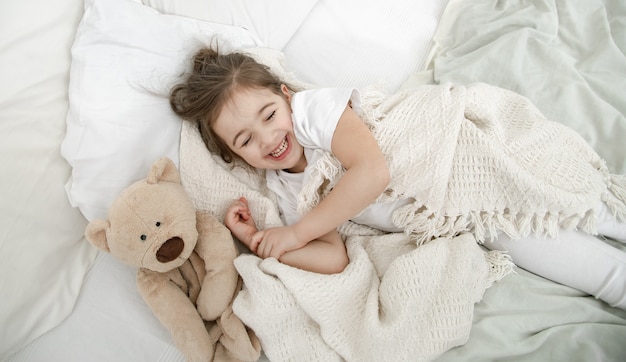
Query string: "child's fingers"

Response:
xmin=232 ymin=197 xmax=252 ymax=220
xmin=268 ymin=245 xmax=284 ymax=260
xmin=226 ymin=199 xmax=248 ymax=217
xmin=225 ymin=209 xmax=247 ymax=230
xmin=250 ymin=231 xmax=264 ymax=254
xmin=259 ymin=243 xmax=271 ymax=259
xmin=238 ymin=209 xmax=250 ymax=222
xmin=235 ymin=205 xmax=252 ymax=223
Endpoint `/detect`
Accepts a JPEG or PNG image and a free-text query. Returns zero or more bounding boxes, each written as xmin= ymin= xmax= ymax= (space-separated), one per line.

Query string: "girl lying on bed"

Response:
xmin=170 ymin=47 xmax=626 ymax=310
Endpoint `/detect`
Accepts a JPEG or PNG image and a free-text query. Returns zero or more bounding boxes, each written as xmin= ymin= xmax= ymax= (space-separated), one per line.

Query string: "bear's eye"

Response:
xmin=140 ymin=235 xmax=147 ymax=241
xmin=155 ymin=222 xmax=161 ymax=227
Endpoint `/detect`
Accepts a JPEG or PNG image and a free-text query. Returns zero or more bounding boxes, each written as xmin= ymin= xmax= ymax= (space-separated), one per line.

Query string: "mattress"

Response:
xmin=2 ymin=0 xmax=625 ymax=361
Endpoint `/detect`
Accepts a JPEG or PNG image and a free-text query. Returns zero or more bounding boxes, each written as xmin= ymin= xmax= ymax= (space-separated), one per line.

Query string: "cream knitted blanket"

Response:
xmin=178 ymin=80 xmax=626 ymax=360
xmin=298 ymin=83 xmax=626 ymax=244
xmin=179 ymin=116 xmax=513 ymax=361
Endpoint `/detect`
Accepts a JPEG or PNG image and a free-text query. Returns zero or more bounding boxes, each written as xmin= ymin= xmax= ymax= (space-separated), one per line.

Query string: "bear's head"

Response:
xmin=85 ymin=158 xmax=198 ymax=273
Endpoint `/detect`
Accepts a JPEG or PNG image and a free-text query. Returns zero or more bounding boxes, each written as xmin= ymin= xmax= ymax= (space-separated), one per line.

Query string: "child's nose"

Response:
xmin=260 ymin=133 xmax=276 ymax=150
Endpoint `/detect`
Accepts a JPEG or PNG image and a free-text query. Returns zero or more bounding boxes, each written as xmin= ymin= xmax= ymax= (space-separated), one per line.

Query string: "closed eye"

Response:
xmin=266 ymin=110 xmax=276 ymax=121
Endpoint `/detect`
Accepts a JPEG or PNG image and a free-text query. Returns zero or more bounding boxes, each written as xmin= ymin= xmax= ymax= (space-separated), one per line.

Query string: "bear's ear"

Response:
xmin=147 ymin=157 xmax=181 ymax=185
xmin=85 ymin=219 xmax=111 ymax=253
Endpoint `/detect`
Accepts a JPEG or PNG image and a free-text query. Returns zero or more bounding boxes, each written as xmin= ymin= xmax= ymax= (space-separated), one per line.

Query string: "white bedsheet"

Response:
xmin=0 ymin=0 xmax=97 ymax=357
xmin=7 ymin=252 xmax=185 ymax=361
xmin=5 ymin=0 xmax=626 ymax=361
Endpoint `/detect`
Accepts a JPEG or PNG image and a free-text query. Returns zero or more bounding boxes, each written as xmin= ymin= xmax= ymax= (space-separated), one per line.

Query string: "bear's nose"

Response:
xmin=156 ymin=237 xmax=184 ymax=263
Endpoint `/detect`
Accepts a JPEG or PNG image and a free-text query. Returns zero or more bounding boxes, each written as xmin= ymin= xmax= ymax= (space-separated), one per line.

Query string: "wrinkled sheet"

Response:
xmin=429 ymin=0 xmax=626 ymax=174
xmin=427 ymin=0 xmax=626 ymax=360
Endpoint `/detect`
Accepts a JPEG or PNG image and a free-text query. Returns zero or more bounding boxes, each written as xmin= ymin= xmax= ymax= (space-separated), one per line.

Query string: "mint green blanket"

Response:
xmin=427 ymin=0 xmax=626 ymax=361
xmin=429 ymin=0 xmax=626 ymax=175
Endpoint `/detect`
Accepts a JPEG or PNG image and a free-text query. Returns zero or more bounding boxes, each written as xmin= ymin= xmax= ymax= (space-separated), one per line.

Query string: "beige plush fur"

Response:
xmin=85 ymin=157 xmax=261 ymax=362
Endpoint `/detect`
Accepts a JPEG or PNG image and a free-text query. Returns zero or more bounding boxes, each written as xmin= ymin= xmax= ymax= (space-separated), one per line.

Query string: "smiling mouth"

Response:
xmin=270 ymin=137 xmax=288 ymax=158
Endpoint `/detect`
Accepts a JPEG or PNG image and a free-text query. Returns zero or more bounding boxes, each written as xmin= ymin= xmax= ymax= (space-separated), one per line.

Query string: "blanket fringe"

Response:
xmin=297 ymin=154 xmax=343 ymax=217
xmin=396 ymin=204 xmax=620 ymax=245
xmin=578 ymin=209 xmax=597 ymax=235
xmin=605 ymin=174 xmax=626 ymax=222
xmin=484 ymin=250 xmax=515 ymax=287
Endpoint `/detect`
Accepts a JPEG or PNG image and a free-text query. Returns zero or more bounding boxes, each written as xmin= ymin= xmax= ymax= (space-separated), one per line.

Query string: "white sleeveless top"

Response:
xmin=266 ymin=88 xmax=411 ymax=232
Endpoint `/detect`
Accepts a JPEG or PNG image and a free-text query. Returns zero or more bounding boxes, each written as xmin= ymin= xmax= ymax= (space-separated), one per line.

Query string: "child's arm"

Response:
xmin=225 ymin=197 xmax=348 ymax=274
xmin=277 ymin=229 xmax=348 ymax=274
xmin=255 ymin=104 xmax=390 ymax=259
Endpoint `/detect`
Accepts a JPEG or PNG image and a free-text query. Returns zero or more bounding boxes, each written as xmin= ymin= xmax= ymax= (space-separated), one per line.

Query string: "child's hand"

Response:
xmin=224 ymin=197 xmax=258 ymax=251
xmin=253 ymin=226 xmax=307 ymax=260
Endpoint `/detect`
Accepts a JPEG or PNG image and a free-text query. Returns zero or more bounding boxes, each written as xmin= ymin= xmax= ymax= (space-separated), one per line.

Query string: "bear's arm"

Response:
xmin=194 ymin=211 xmax=240 ymax=321
xmin=137 ymin=268 xmax=215 ymax=362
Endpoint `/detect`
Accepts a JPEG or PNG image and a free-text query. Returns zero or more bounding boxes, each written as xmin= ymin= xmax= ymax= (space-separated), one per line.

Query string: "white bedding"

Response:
xmin=2 ymin=0 xmax=626 ymax=361
xmin=0 ymin=0 xmax=97 ymax=357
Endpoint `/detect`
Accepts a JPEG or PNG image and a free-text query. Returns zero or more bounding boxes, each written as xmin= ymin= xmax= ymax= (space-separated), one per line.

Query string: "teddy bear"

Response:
xmin=85 ymin=157 xmax=261 ymax=362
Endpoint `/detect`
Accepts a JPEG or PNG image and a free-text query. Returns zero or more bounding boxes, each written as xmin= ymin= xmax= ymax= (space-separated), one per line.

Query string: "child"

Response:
xmin=170 ymin=47 xmax=626 ymax=309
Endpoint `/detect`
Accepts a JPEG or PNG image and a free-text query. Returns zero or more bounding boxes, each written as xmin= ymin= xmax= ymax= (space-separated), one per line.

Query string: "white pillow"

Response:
xmin=140 ymin=0 xmax=319 ymax=50
xmin=61 ymin=0 xmax=451 ymax=223
xmin=61 ymin=0 xmax=259 ymax=221
xmin=140 ymin=0 xmax=450 ymax=93
xmin=282 ymin=0 xmax=450 ymax=93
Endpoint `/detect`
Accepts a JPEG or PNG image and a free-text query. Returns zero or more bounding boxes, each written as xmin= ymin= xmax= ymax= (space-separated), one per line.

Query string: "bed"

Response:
xmin=2 ymin=0 xmax=625 ymax=361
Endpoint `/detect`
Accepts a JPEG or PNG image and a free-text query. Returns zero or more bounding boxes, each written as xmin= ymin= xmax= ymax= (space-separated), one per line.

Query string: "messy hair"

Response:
xmin=170 ymin=46 xmax=290 ymax=164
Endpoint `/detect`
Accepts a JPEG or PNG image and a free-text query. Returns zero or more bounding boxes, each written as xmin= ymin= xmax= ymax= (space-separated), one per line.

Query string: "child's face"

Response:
xmin=213 ymin=85 xmax=306 ymax=173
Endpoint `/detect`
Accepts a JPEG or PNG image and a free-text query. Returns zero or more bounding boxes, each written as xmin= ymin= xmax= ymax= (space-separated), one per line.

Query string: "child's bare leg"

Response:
xmin=279 ymin=230 xmax=348 ymax=274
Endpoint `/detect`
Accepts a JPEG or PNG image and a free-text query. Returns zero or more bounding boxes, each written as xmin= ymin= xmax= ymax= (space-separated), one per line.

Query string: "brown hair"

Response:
xmin=170 ymin=47 xmax=289 ymax=164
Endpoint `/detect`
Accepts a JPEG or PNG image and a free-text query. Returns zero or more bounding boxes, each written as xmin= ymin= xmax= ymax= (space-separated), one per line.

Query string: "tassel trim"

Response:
xmin=484 ymin=250 xmax=515 ymax=287
xmin=393 ymin=203 xmax=618 ymax=245
xmin=605 ymin=174 xmax=626 ymax=222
